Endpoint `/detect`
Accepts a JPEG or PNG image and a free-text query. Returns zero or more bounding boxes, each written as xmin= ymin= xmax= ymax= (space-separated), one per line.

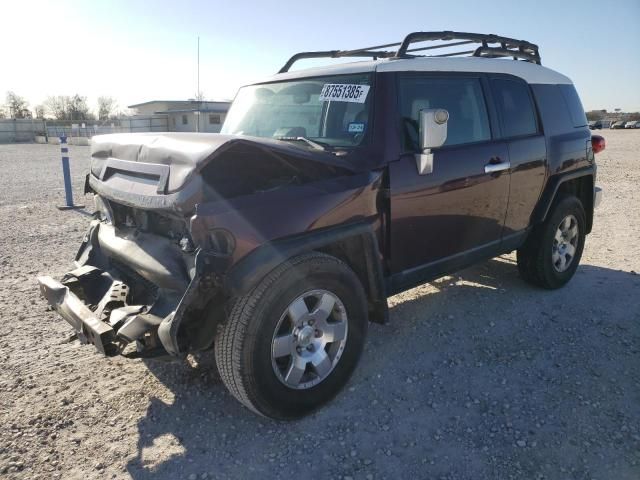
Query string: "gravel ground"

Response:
xmin=1 ymin=130 xmax=639 ymax=480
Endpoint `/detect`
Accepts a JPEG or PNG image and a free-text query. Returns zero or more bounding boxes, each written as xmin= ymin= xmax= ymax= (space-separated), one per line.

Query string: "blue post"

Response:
xmin=60 ymin=136 xmax=73 ymax=206
xmin=57 ymin=136 xmax=84 ymax=210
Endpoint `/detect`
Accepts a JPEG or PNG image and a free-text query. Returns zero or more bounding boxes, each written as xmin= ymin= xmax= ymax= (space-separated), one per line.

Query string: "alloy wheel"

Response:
xmin=552 ymin=214 xmax=579 ymax=273
xmin=271 ymin=289 xmax=348 ymax=390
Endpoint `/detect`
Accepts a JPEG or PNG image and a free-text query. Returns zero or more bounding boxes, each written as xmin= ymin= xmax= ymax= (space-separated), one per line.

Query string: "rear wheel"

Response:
xmin=215 ymin=252 xmax=368 ymax=419
xmin=517 ymin=194 xmax=586 ymax=289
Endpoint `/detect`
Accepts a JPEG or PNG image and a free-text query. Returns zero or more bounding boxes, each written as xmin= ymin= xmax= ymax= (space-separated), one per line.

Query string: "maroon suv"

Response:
xmin=39 ymin=32 xmax=605 ymax=418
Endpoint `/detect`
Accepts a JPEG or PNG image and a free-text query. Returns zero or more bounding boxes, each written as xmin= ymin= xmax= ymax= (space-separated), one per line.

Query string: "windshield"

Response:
xmin=221 ymin=73 xmax=373 ymax=148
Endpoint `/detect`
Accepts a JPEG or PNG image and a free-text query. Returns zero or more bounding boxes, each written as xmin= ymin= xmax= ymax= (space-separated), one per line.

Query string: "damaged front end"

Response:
xmin=38 ymin=216 xmax=230 ymax=358
xmin=38 ymin=132 xmax=378 ymax=359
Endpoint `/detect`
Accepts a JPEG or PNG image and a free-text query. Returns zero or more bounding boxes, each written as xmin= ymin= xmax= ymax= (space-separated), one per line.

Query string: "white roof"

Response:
xmin=256 ymin=56 xmax=572 ymax=86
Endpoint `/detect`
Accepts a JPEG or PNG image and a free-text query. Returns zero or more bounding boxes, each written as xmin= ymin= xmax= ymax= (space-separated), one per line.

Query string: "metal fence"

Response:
xmin=0 ymin=115 xmax=169 ymax=144
xmin=0 ymin=119 xmax=45 ymax=143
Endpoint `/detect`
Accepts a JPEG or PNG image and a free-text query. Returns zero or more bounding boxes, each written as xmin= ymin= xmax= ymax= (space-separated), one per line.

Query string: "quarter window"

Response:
xmin=182 ymin=114 xmax=188 ymax=125
xmin=558 ymin=84 xmax=587 ymax=128
xmin=399 ymin=76 xmax=491 ymax=149
xmin=491 ymin=78 xmax=538 ymax=138
xmin=209 ymin=114 xmax=221 ymax=124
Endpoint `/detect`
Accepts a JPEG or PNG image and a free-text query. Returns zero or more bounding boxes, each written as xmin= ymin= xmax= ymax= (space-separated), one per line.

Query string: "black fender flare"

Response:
xmin=224 ymin=221 xmax=388 ymax=324
xmin=531 ymin=166 xmax=595 ymax=228
xmin=158 ymin=249 xmax=231 ymax=356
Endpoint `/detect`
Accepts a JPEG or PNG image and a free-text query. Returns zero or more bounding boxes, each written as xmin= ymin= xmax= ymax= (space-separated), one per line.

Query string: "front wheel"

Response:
xmin=215 ymin=252 xmax=368 ymax=419
xmin=517 ymin=194 xmax=586 ymax=289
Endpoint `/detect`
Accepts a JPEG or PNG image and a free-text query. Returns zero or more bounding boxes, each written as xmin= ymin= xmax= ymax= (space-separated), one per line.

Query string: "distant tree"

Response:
xmin=97 ymin=96 xmax=117 ymax=120
xmin=68 ymin=94 xmax=93 ymax=121
xmin=34 ymin=105 xmax=45 ymax=119
xmin=45 ymin=94 xmax=94 ymax=121
xmin=586 ymin=110 xmax=606 ymax=121
xmin=5 ymin=91 xmax=31 ymax=118
xmin=45 ymin=95 xmax=70 ymax=120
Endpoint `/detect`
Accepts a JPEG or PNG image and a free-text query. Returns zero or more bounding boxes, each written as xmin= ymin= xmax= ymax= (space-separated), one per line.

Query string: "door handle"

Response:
xmin=484 ymin=160 xmax=511 ymax=174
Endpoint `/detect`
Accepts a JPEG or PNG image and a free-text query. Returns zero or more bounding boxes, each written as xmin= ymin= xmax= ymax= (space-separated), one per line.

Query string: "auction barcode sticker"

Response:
xmin=319 ymin=84 xmax=370 ymax=103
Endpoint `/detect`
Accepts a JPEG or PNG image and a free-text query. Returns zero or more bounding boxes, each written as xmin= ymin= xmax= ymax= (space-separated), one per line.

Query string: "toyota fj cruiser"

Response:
xmin=38 ymin=31 xmax=605 ymax=419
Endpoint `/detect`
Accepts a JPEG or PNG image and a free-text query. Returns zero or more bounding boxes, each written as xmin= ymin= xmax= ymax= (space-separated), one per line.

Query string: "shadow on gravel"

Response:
xmin=125 ymin=258 xmax=640 ymax=480
xmin=69 ymin=207 xmax=94 ymax=218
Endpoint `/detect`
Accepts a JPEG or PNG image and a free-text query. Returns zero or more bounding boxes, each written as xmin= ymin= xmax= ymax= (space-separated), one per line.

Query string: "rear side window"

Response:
xmin=559 ymin=84 xmax=588 ymax=127
xmin=398 ymin=76 xmax=491 ymax=149
xmin=491 ymin=78 xmax=538 ymax=138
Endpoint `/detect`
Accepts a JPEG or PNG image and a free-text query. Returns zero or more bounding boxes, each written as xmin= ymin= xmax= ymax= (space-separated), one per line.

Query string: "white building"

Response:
xmin=127 ymin=100 xmax=232 ymax=133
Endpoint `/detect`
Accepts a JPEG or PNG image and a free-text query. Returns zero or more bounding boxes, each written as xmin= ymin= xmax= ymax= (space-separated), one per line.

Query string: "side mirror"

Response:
xmin=415 ymin=108 xmax=449 ymax=175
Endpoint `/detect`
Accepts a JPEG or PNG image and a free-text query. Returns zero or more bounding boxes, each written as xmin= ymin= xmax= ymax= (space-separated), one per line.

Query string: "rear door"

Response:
xmin=489 ymin=76 xmax=547 ymax=236
xmin=388 ymin=74 xmax=510 ymax=277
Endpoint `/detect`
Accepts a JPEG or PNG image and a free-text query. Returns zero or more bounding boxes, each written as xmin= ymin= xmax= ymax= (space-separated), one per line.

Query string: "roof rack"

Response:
xmin=278 ymin=31 xmax=541 ymax=73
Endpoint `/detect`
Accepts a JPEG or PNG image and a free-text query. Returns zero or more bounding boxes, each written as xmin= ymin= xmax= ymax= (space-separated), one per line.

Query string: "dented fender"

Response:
xmin=190 ymin=170 xmax=384 ymax=266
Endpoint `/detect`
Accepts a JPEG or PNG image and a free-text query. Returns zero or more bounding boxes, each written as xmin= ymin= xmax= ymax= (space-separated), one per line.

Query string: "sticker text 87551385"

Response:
xmin=319 ymin=84 xmax=370 ymax=104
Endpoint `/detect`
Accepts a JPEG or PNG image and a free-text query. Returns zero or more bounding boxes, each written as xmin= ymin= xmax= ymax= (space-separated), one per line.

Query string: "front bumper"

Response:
xmin=38 ymin=220 xmax=228 ymax=357
xmin=38 ymin=264 xmax=172 ymax=356
xmin=38 ymin=272 xmax=117 ymax=354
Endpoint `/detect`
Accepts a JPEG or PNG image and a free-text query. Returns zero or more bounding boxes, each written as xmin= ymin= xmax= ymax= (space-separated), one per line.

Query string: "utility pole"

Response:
xmin=196 ymin=36 xmax=200 ymax=133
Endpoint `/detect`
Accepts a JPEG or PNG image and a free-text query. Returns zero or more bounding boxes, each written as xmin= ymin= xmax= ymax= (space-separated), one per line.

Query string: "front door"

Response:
xmin=388 ymin=74 xmax=510 ymax=282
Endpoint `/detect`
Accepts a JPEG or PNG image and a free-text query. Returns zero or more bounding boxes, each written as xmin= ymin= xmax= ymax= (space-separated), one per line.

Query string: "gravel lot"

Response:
xmin=1 ymin=130 xmax=639 ymax=480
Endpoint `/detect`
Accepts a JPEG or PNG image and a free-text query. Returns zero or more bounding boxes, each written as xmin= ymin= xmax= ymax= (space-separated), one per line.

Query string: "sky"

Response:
xmin=1 ymin=0 xmax=639 ymax=114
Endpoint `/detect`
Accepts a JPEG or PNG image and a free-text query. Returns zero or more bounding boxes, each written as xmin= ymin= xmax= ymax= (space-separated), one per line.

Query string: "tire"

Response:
xmin=215 ymin=252 xmax=368 ymax=419
xmin=517 ymin=194 xmax=586 ymax=289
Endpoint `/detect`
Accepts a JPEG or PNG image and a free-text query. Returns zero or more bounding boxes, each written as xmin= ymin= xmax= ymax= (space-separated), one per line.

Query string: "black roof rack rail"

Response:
xmin=396 ymin=31 xmax=541 ymax=64
xmin=278 ymin=45 xmax=399 ymax=74
xmin=278 ymin=31 xmax=541 ymax=73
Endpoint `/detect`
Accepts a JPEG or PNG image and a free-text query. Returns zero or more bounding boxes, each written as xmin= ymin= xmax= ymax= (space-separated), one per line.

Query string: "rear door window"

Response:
xmin=491 ymin=78 xmax=538 ymax=138
xmin=398 ymin=76 xmax=491 ymax=149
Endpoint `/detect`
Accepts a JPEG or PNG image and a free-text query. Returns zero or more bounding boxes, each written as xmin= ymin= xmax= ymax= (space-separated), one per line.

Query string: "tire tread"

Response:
xmin=517 ymin=194 xmax=586 ymax=289
xmin=215 ymin=252 xmax=356 ymax=417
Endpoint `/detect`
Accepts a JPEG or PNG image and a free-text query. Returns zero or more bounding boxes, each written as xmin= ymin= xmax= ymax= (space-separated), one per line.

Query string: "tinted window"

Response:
xmin=559 ymin=84 xmax=588 ymax=127
xmin=529 ymin=84 xmax=573 ymax=134
xmin=491 ymin=78 xmax=537 ymax=138
xmin=399 ymin=77 xmax=491 ymax=148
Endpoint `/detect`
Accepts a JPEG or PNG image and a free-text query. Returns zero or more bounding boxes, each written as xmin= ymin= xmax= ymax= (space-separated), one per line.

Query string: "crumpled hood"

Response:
xmin=90 ymin=132 xmax=353 ymax=195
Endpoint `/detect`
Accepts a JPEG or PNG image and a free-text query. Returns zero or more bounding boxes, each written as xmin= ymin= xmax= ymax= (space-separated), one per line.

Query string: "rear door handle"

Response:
xmin=484 ymin=160 xmax=511 ymax=174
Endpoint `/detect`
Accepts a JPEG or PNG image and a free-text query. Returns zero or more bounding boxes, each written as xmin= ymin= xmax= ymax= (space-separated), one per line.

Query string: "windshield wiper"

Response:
xmin=276 ymin=136 xmax=332 ymax=151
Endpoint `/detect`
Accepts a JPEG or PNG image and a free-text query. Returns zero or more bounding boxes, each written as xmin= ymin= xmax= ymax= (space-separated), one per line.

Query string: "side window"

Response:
xmin=399 ymin=76 xmax=491 ymax=149
xmin=558 ymin=84 xmax=588 ymax=128
xmin=491 ymin=78 xmax=537 ymax=138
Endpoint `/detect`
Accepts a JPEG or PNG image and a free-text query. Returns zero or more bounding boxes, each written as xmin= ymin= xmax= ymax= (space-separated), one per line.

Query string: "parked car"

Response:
xmin=625 ymin=120 xmax=640 ymax=129
xmin=611 ymin=120 xmax=627 ymax=129
xmin=589 ymin=120 xmax=612 ymax=129
xmin=38 ymin=31 xmax=605 ymax=419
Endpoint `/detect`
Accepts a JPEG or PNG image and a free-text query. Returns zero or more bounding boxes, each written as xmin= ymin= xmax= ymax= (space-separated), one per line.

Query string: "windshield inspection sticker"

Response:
xmin=319 ymin=84 xmax=370 ymax=103
xmin=348 ymin=122 xmax=365 ymax=133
